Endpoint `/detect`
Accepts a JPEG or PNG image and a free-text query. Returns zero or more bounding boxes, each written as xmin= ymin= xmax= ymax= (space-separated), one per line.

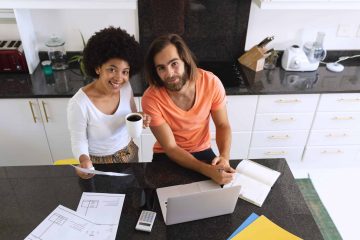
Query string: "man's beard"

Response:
xmin=164 ymin=73 xmax=187 ymax=91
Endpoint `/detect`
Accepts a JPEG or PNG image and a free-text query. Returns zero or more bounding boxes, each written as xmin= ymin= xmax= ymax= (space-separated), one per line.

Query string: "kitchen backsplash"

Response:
xmin=138 ymin=0 xmax=252 ymax=63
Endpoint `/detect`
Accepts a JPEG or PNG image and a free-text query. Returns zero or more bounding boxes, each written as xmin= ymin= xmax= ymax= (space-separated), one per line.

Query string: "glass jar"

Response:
xmin=45 ymin=36 xmax=68 ymax=70
xmin=303 ymin=32 xmax=326 ymax=63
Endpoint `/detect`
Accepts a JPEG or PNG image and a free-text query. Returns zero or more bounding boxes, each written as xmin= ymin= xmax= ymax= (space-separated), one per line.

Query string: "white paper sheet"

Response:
xmin=76 ymin=192 xmax=125 ymax=225
xmin=72 ymin=165 xmax=130 ymax=177
xmin=24 ymin=205 xmax=118 ymax=240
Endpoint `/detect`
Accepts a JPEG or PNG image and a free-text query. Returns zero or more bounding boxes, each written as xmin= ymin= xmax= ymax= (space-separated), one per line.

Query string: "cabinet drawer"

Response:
xmin=303 ymin=146 xmax=360 ymax=167
xmin=211 ymin=132 xmax=251 ymax=159
xmin=248 ymin=146 xmax=304 ymax=162
xmin=210 ymin=95 xmax=257 ymax=132
xmin=312 ymin=112 xmax=360 ymax=130
xmin=254 ymin=113 xmax=314 ymax=131
xmin=308 ymin=130 xmax=360 ymax=145
xmin=140 ymin=134 xmax=156 ymax=162
xmin=318 ymin=93 xmax=360 ymax=112
xmin=251 ymin=130 xmax=308 ymax=147
xmin=257 ymin=94 xmax=319 ymax=113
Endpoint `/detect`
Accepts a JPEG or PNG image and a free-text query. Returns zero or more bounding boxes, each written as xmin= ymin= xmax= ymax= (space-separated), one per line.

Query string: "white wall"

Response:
xmin=0 ymin=9 xmax=138 ymax=51
xmin=0 ymin=21 xmax=20 ymax=39
xmin=246 ymin=1 xmax=360 ymax=50
xmin=30 ymin=9 xmax=138 ymax=51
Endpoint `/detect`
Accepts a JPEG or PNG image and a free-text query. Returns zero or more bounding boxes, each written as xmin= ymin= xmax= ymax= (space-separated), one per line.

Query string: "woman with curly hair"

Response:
xmin=67 ymin=26 xmax=150 ymax=179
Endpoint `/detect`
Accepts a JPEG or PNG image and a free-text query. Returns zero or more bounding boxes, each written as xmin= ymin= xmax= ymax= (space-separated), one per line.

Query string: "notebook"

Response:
xmin=224 ymin=159 xmax=281 ymax=207
xmin=156 ymin=180 xmax=241 ymax=225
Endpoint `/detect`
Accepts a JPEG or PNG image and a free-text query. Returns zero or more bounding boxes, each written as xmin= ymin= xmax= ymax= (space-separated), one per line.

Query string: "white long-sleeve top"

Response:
xmin=67 ymin=81 xmax=133 ymax=160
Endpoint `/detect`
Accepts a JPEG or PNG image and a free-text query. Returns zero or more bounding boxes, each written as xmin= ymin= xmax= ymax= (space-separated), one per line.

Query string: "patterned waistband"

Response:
xmin=90 ymin=140 xmax=138 ymax=164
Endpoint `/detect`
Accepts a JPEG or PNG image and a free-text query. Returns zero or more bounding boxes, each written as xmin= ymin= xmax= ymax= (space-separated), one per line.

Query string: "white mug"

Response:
xmin=125 ymin=113 xmax=143 ymax=139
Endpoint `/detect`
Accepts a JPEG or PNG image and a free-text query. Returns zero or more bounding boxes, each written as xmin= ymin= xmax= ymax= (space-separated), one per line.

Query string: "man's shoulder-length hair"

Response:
xmin=144 ymin=33 xmax=198 ymax=87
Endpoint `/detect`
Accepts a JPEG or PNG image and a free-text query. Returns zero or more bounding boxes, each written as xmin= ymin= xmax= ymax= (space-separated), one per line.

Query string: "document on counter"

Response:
xmin=24 ymin=205 xmax=118 ymax=240
xmin=72 ymin=165 xmax=130 ymax=177
xmin=76 ymin=192 xmax=125 ymax=225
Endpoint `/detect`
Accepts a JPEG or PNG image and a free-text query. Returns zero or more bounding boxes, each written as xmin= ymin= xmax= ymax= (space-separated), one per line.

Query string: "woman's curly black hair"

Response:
xmin=82 ymin=26 xmax=142 ymax=78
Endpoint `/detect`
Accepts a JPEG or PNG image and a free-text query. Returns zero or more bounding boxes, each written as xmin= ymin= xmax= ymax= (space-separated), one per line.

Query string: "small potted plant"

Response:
xmin=68 ymin=32 xmax=87 ymax=77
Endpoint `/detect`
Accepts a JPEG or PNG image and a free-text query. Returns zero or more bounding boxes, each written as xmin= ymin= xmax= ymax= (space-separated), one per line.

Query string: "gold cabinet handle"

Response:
xmin=337 ymin=98 xmax=360 ymax=102
xmin=268 ymin=135 xmax=290 ymax=140
xmin=265 ymin=151 xmax=287 ymax=156
xmin=321 ymin=149 xmax=343 ymax=154
xmin=332 ymin=116 xmax=353 ymax=121
xmin=42 ymin=101 xmax=49 ymax=123
xmin=28 ymin=101 xmax=37 ymax=123
xmin=326 ymin=133 xmax=347 ymax=138
xmin=271 ymin=117 xmax=295 ymax=122
xmin=275 ymin=99 xmax=301 ymax=103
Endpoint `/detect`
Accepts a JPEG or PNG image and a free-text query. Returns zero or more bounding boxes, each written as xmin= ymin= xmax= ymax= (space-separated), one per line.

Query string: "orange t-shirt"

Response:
xmin=141 ymin=68 xmax=226 ymax=153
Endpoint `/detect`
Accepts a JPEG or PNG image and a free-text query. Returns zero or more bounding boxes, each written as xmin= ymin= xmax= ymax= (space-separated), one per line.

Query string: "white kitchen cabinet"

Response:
xmin=0 ymin=99 xmax=52 ymax=166
xmin=250 ymin=94 xmax=320 ymax=165
xmin=303 ymin=145 xmax=360 ymax=168
xmin=210 ymin=95 xmax=258 ymax=132
xmin=256 ymin=94 xmax=318 ymax=114
xmin=210 ymin=95 xmax=258 ymax=160
xmin=141 ymin=134 xmax=156 ymax=162
xmin=251 ymin=130 xmax=308 ymax=148
xmin=303 ymin=93 xmax=360 ymax=169
xmin=211 ymin=132 xmax=252 ymax=160
xmin=248 ymin=146 xmax=304 ymax=163
xmin=132 ymin=97 xmax=142 ymax=161
xmin=307 ymin=130 xmax=360 ymax=146
xmin=253 ymin=113 xmax=314 ymax=131
xmin=254 ymin=0 xmax=360 ymax=10
xmin=1 ymin=0 xmax=137 ymax=9
xmin=0 ymin=98 xmax=72 ymax=166
xmin=39 ymin=98 xmax=73 ymax=162
xmin=138 ymin=97 xmax=154 ymax=162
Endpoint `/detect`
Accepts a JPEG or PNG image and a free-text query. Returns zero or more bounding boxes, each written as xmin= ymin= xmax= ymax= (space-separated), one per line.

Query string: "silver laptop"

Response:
xmin=156 ymin=180 xmax=241 ymax=225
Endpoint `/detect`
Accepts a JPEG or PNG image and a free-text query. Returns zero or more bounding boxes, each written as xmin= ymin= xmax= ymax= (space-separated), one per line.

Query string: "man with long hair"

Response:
xmin=142 ymin=34 xmax=235 ymax=184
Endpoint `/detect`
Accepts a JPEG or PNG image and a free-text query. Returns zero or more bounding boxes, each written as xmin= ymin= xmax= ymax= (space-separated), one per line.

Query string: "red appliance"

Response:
xmin=0 ymin=40 xmax=28 ymax=73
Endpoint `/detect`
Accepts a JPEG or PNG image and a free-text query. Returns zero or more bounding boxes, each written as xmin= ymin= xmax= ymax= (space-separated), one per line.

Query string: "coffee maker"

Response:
xmin=282 ymin=32 xmax=326 ymax=71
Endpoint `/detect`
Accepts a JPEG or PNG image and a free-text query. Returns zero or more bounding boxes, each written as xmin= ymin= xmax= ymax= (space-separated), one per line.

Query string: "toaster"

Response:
xmin=281 ymin=45 xmax=319 ymax=71
xmin=0 ymin=40 xmax=29 ymax=73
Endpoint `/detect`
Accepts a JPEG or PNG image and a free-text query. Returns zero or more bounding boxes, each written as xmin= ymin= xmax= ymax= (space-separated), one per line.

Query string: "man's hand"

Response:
xmin=211 ymin=156 xmax=230 ymax=167
xmin=202 ymin=164 xmax=235 ymax=185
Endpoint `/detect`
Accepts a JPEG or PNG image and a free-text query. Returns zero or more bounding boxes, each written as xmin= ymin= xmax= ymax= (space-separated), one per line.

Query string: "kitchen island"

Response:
xmin=0 ymin=158 xmax=322 ymax=240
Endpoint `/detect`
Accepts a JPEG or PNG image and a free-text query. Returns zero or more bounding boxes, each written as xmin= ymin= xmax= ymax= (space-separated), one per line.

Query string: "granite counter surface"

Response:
xmin=0 ymin=159 xmax=322 ymax=240
xmin=1 ymin=63 xmax=360 ymax=98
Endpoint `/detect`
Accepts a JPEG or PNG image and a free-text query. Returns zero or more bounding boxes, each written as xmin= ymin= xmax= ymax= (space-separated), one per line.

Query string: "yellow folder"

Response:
xmin=231 ymin=215 xmax=302 ymax=240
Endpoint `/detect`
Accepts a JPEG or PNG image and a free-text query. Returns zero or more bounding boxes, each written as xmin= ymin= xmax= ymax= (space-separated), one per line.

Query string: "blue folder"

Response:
xmin=227 ymin=212 xmax=259 ymax=240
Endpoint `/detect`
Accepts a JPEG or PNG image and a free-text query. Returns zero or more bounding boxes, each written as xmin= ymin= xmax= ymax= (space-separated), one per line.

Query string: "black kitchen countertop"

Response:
xmin=1 ymin=62 xmax=360 ymax=98
xmin=0 ymin=158 xmax=323 ymax=240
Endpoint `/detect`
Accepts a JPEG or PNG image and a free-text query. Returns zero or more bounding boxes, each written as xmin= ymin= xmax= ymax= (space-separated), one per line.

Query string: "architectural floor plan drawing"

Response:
xmin=25 ymin=193 xmax=125 ymax=240
xmin=77 ymin=192 xmax=125 ymax=225
xmin=25 ymin=205 xmax=108 ymax=240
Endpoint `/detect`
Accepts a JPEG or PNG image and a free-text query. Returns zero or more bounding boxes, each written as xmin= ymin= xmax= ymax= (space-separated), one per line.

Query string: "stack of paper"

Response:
xmin=25 ymin=193 xmax=125 ymax=240
xmin=228 ymin=213 xmax=303 ymax=240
